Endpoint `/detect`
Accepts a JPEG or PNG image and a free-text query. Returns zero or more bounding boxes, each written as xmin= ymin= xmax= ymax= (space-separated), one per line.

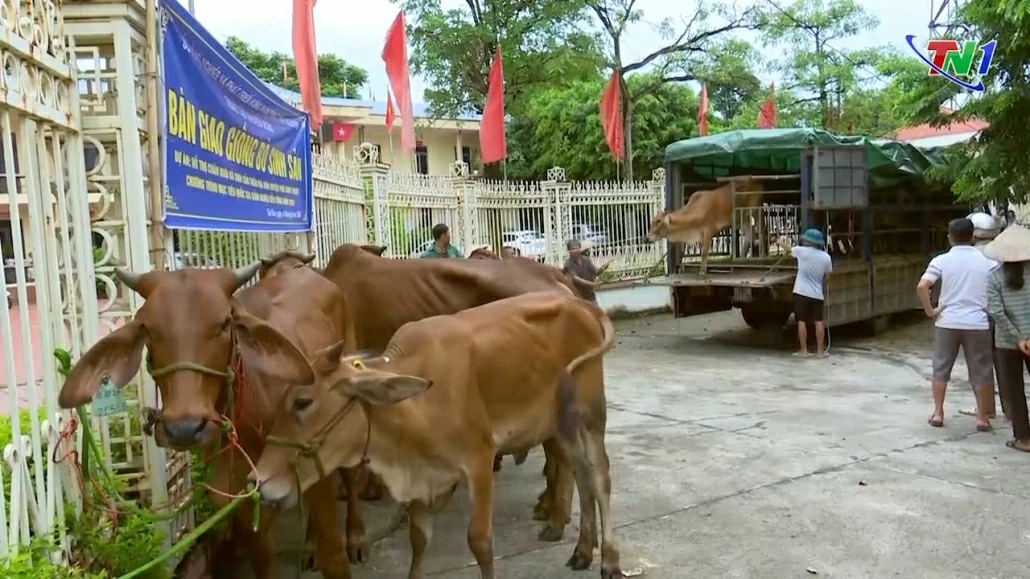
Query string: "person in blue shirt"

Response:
xmin=420 ymin=223 xmax=462 ymax=259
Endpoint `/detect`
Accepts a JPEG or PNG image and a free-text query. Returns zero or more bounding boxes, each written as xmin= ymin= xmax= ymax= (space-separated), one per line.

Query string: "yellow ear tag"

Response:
xmin=351 ymin=359 xmax=365 ymax=370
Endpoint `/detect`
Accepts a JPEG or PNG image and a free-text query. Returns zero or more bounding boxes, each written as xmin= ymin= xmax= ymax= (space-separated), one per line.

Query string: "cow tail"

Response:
xmin=557 ymin=373 xmax=580 ymax=443
xmin=565 ymin=299 xmax=616 ymax=377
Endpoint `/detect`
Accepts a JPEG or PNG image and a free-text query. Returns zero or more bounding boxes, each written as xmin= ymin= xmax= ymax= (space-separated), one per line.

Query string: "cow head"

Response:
xmin=57 ymin=264 xmax=314 ymax=450
xmin=647 ymin=211 xmax=672 ymax=242
xmin=250 ymin=342 xmax=431 ymax=508
xmin=259 ymin=250 xmax=316 ymax=278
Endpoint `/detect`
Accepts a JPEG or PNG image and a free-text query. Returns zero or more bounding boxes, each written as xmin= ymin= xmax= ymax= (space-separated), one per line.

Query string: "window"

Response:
xmin=415 ymin=144 xmax=429 ymax=175
xmin=454 ymin=146 xmax=472 ymax=167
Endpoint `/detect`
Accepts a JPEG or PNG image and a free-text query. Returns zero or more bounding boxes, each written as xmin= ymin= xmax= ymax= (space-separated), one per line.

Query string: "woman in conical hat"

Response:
xmin=984 ymin=225 xmax=1030 ymax=452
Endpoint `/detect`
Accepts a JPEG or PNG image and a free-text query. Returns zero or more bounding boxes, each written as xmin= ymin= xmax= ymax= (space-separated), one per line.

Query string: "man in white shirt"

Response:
xmin=776 ymin=229 xmax=833 ymax=357
xmin=917 ymin=218 xmax=998 ymax=431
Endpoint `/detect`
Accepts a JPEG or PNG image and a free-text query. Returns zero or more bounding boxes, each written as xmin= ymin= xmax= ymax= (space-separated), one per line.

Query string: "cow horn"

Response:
xmin=298 ymin=252 xmax=316 ymax=264
xmin=114 ymin=267 xmax=145 ymax=293
xmin=231 ymin=261 xmax=262 ymax=290
xmin=259 ymin=251 xmax=285 ymax=266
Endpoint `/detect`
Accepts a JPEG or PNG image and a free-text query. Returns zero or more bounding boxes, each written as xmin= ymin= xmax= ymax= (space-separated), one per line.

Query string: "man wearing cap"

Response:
xmin=959 ymin=212 xmax=1005 ymax=420
xmin=917 ymin=218 xmax=997 ymax=431
xmin=776 ymin=229 xmax=833 ymax=358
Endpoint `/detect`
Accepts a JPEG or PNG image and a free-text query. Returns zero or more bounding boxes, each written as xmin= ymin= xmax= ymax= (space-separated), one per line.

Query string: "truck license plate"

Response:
xmin=734 ymin=287 xmax=752 ymax=302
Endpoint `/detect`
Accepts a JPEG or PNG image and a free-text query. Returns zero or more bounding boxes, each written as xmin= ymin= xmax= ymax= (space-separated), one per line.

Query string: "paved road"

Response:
xmin=272 ymin=311 xmax=1030 ymax=578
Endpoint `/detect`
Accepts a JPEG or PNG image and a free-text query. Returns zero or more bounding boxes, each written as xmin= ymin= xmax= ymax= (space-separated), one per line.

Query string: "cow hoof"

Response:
xmin=566 ymin=549 xmax=593 ymax=570
xmin=493 ymin=456 xmax=502 ymax=472
xmin=302 ymin=552 xmax=318 ymax=572
xmin=600 ymin=565 xmax=622 ymax=579
xmin=537 ymin=525 xmax=564 ymax=542
xmin=347 ymin=540 xmax=369 ymax=564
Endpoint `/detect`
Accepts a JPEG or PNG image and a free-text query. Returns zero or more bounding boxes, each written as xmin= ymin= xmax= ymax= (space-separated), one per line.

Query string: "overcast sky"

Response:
xmin=178 ymin=0 xmax=937 ymax=102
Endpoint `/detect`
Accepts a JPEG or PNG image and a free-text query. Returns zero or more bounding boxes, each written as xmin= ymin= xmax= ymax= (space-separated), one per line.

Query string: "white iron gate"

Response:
xmin=0 ymin=1 xmax=95 ymax=561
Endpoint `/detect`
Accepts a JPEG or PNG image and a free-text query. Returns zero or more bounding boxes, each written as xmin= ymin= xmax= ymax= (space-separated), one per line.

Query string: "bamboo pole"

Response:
xmin=145 ymin=0 xmax=167 ymax=270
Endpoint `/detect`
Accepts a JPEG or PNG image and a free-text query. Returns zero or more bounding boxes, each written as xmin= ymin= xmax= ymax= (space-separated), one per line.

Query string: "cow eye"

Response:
xmin=293 ymin=397 xmax=314 ymax=413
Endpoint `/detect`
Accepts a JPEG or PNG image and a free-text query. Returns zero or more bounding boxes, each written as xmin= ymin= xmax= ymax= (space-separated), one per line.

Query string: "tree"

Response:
xmin=759 ymin=0 xmax=885 ymax=129
xmin=506 ymin=74 xmax=698 ymax=181
xmin=224 ymin=36 xmax=369 ymax=98
xmin=907 ymin=0 xmax=1030 ymax=204
xmin=587 ymin=0 xmax=759 ymax=179
xmin=395 ymin=0 xmax=605 ymax=118
xmin=692 ymin=39 xmax=763 ymax=120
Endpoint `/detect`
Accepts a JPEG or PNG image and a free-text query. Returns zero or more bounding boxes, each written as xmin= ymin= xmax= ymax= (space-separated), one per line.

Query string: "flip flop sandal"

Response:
xmin=1005 ymin=440 xmax=1030 ymax=453
xmin=927 ymin=417 xmax=944 ymax=428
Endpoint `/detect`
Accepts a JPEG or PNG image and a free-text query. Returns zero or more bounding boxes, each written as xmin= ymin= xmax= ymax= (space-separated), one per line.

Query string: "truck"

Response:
xmin=643 ymin=128 xmax=967 ymax=334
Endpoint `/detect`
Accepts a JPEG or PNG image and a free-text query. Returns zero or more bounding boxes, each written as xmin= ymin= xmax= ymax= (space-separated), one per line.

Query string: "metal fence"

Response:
xmin=0 ymin=1 xmax=95 ymax=561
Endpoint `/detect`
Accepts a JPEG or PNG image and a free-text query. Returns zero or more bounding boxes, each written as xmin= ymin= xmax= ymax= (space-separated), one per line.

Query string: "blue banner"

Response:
xmin=160 ymin=0 xmax=312 ymax=232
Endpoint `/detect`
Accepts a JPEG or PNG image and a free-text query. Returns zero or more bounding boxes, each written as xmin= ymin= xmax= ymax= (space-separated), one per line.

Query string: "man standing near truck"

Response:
xmin=776 ymin=229 xmax=832 ymax=358
xmin=917 ymin=218 xmax=997 ymax=432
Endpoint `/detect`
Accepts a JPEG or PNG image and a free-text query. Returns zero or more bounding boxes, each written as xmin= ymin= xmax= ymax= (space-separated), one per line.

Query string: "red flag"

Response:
xmin=600 ymin=70 xmax=624 ymax=160
xmin=757 ymin=83 xmax=776 ymax=129
xmin=382 ymin=12 xmax=416 ymax=151
xmin=291 ymin=0 xmax=322 ymax=126
xmin=480 ymin=46 xmax=507 ymax=164
xmin=697 ymin=83 xmax=709 ymax=136
xmin=331 ymin=122 xmax=355 ymax=142
xmin=385 ymin=90 xmax=396 ymax=131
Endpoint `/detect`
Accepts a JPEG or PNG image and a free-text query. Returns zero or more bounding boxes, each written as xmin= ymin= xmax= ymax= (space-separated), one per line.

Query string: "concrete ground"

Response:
xmin=273 ymin=311 xmax=1030 ymax=579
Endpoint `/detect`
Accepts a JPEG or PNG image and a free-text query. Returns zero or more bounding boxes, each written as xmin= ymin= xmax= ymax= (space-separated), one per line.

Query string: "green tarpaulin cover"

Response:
xmin=664 ymin=128 xmax=948 ymax=188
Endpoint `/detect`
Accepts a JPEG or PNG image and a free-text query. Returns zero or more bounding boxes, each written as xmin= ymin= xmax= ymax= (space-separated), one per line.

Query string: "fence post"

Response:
xmin=542 ymin=167 xmax=569 ymax=265
xmin=651 ymin=167 xmax=668 ymax=275
xmin=357 ymin=143 xmax=392 ymax=250
xmin=450 ymin=161 xmax=477 ymax=251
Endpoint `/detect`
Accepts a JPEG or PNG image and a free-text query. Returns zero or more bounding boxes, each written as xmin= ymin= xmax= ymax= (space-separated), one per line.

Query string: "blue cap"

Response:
xmin=800 ymin=228 xmax=825 ymax=246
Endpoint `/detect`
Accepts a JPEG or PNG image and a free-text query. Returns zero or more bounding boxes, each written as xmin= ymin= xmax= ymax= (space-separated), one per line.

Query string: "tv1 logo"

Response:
xmin=904 ymin=35 xmax=997 ymax=92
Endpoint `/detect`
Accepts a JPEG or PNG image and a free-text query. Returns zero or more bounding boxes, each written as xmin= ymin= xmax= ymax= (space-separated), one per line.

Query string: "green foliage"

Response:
xmin=904 ymin=0 xmax=1030 ymax=204
xmin=0 ymin=408 xmax=48 ymax=505
xmin=395 ymin=0 xmax=604 ymax=118
xmin=506 ymin=75 xmax=697 ymax=180
xmin=1 ymin=540 xmax=106 ymax=579
xmin=224 ymin=36 xmax=368 ymax=98
xmin=68 ymin=499 xmax=167 ymax=578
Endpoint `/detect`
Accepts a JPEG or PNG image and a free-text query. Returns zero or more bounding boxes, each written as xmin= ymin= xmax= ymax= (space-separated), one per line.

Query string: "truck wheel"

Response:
xmin=741 ymin=307 xmax=790 ymax=330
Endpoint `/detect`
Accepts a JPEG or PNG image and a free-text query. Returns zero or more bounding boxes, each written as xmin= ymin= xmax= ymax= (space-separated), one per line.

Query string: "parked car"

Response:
xmin=501 ymin=230 xmax=547 ymax=258
xmin=571 ymin=223 xmax=608 ymax=248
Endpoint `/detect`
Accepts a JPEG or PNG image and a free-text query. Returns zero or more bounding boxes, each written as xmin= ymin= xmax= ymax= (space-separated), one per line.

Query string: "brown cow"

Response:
xmin=56 ymin=260 xmax=365 ymax=579
xmin=320 ymin=243 xmax=581 ymax=537
xmin=250 ymin=291 xmax=622 ymax=579
xmin=648 ymin=179 xmax=765 ymax=275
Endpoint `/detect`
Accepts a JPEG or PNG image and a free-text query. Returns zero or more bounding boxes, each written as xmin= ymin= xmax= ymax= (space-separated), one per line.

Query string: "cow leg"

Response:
xmin=493 ymin=454 xmax=503 ymax=472
xmin=585 ymin=430 xmax=621 ymax=579
xmin=538 ymin=439 xmax=573 ymax=542
xmin=235 ymin=507 xmax=277 ymax=579
xmin=406 ymin=500 xmax=433 ymax=579
xmin=360 ymin=469 xmax=386 ymax=501
xmin=532 ymin=442 xmax=559 ymax=521
xmin=300 ymin=476 xmax=354 ymax=579
xmin=465 ymin=455 xmax=496 ymax=578
xmin=561 ymin=438 xmax=599 ymax=572
xmin=340 ymin=467 xmax=369 ymax=563
xmin=699 ymin=229 xmax=712 ymax=276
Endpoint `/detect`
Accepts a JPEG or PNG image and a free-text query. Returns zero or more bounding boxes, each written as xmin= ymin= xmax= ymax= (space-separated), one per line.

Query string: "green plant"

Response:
xmin=92 ymin=247 xmax=107 ymax=299
xmin=0 ymin=408 xmax=50 ymax=506
xmin=1 ymin=539 xmax=106 ymax=579
xmin=66 ymin=485 xmax=167 ymax=578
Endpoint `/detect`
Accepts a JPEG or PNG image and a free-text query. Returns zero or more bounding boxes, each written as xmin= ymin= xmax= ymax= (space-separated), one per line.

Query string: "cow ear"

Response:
xmin=59 ymin=320 xmax=145 ymax=408
xmin=231 ymin=302 xmax=314 ymax=385
xmin=311 ymin=340 xmax=347 ymax=376
xmin=359 ymin=245 xmax=387 ymax=256
xmin=335 ymin=372 xmax=432 ymax=405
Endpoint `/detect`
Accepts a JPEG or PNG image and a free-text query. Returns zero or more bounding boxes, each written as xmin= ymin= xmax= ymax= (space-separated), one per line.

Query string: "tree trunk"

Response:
xmin=623 ymin=99 xmax=635 ymax=182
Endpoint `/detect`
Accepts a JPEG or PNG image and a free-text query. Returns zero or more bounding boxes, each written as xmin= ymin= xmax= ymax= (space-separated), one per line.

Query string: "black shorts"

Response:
xmin=793 ymin=293 xmax=825 ymax=323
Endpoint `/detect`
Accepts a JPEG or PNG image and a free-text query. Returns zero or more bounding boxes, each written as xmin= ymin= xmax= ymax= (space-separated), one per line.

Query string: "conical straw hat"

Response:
xmin=983 ymin=225 xmax=1030 ymax=263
